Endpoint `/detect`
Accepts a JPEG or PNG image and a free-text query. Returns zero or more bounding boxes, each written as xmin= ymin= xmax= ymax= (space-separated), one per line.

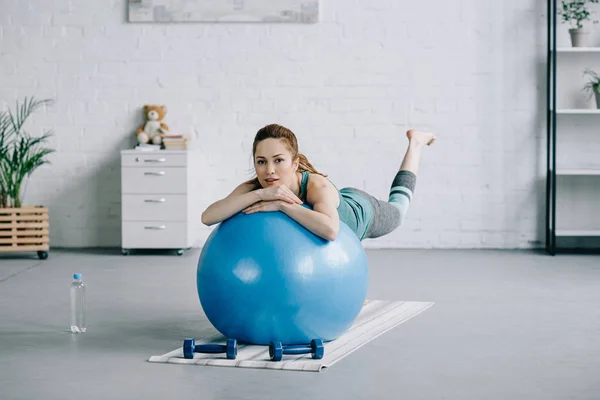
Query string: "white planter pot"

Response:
xmin=569 ymin=28 xmax=590 ymax=47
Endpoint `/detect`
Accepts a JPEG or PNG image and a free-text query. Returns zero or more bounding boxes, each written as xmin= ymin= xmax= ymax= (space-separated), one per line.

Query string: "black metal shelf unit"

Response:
xmin=546 ymin=0 xmax=557 ymax=255
xmin=546 ymin=0 xmax=600 ymax=255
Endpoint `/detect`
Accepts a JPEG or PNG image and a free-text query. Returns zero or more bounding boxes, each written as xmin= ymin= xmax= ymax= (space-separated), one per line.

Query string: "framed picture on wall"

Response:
xmin=128 ymin=0 xmax=319 ymax=23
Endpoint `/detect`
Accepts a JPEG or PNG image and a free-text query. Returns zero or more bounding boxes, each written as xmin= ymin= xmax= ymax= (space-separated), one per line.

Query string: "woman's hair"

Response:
xmin=245 ymin=124 xmax=326 ymax=186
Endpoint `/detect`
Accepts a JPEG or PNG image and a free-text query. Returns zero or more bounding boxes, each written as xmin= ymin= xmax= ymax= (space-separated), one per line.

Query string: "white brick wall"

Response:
xmin=1 ymin=0 xmax=585 ymax=249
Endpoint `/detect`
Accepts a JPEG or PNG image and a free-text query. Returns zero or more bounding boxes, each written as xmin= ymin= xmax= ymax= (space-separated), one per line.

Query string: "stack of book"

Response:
xmin=161 ymin=135 xmax=188 ymax=150
xmin=135 ymin=144 xmax=161 ymax=152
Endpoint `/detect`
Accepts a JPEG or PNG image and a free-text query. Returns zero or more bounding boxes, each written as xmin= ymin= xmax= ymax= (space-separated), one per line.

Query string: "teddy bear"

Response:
xmin=135 ymin=105 xmax=170 ymax=145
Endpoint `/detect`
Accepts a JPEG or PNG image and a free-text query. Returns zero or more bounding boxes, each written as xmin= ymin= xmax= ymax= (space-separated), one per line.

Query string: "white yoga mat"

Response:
xmin=148 ymin=300 xmax=434 ymax=372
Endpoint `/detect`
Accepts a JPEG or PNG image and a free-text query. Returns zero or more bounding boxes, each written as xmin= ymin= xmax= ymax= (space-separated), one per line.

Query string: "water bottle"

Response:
xmin=70 ymin=273 xmax=86 ymax=333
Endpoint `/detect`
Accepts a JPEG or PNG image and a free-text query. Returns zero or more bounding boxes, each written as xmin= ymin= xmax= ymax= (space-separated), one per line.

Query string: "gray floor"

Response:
xmin=1 ymin=248 xmax=599 ymax=400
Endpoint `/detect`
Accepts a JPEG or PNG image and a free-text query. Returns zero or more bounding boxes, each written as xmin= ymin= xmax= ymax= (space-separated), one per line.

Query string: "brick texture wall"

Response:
xmin=0 ymin=0 xmax=555 ymax=248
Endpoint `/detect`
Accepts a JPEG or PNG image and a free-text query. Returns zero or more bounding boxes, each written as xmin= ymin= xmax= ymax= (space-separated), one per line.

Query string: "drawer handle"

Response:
xmin=144 ymin=171 xmax=165 ymax=176
xmin=136 ymin=157 xmax=166 ymax=163
xmin=144 ymin=198 xmax=166 ymax=203
xmin=144 ymin=225 xmax=166 ymax=230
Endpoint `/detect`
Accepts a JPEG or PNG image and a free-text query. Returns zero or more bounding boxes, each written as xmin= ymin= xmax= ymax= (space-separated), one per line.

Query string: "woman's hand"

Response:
xmin=243 ymin=200 xmax=287 ymax=214
xmin=256 ymin=186 xmax=303 ymax=204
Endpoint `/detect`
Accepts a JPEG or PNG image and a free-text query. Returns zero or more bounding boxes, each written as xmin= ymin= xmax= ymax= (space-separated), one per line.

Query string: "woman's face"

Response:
xmin=254 ymin=138 xmax=299 ymax=189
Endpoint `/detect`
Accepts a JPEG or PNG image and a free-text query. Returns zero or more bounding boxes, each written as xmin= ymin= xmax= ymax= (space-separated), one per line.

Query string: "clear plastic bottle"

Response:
xmin=70 ymin=273 xmax=86 ymax=333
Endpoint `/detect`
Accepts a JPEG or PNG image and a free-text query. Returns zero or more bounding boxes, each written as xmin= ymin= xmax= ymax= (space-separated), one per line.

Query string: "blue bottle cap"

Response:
xmin=73 ymin=273 xmax=82 ymax=279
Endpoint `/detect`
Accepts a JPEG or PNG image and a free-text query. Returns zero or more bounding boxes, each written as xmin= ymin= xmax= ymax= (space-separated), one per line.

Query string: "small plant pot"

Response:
xmin=569 ymin=28 xmax=590 ymax=47
xmin=594 ymin=92 xmax=600 ymax=109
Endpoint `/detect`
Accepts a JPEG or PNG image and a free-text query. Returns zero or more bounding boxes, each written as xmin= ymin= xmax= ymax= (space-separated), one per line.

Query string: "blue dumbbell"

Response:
xmin=269 ymin=339 xmax=325 ymax=361
xmin=183 ymin=338 xmax=237 ymax=360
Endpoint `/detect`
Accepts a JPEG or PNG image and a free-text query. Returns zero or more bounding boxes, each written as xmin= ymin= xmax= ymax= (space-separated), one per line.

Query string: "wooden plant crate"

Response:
xmin=0 ymin=206 xmax=49 ymax=259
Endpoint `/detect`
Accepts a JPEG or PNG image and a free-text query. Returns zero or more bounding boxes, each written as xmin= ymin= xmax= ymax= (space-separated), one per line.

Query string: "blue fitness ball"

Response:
xmin=196 ymin=206 xmax=369 ymax=345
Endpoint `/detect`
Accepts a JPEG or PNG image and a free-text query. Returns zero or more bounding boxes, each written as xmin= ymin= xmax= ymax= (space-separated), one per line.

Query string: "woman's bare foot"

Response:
xmin=407 ymin=129 xmax=437 ymax=148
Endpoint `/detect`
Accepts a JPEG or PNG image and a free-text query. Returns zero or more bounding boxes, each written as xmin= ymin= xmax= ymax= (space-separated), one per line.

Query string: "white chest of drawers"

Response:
xmin=120 ymin=150 xmax=200 ymax=255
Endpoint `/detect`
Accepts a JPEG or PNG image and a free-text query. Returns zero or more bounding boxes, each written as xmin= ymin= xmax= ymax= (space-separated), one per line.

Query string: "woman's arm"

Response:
xmin=202 ymin=182 xmax=305 ymax=226
xmin=280 ymin=197 xmax=340 ymax=241
xmin=244 ymin=175 xmax=340 ymax=241
xmin=283 ymin=177 xmax=340 ymax=241
xmin=201 ymin=182 xmax=261 ymax=226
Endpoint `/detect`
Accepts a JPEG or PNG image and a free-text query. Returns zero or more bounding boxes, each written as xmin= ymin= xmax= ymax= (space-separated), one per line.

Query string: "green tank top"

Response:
xmin=298 ymin=171 xmax=372 ymax=240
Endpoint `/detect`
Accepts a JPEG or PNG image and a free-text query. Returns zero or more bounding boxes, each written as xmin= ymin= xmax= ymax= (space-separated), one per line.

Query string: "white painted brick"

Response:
xmin=7 ymin=7 xmax=51 ymax=26
xmin=0 ymin=74 xmax=37 ymax=89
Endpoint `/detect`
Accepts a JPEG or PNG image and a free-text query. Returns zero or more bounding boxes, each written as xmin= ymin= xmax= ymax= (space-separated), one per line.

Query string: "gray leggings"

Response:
xmin=346 ymin=170 xmax=416 ymax=239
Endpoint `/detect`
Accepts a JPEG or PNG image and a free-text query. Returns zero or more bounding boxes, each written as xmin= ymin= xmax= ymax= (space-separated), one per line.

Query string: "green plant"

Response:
xmin=582 ymin=68 xmax=600 ymax=97
xmin=560 ymin=0 xmax=600 ymax=28
xmin=0 ymin=97 xmax=55 ymax=208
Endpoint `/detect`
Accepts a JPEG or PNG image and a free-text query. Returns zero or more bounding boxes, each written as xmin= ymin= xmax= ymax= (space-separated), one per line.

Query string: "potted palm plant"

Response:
xmin=560 ymin=0 xmax=600 ymax=47
xmin=582 ymin=68 xmax=600 ymax=108
xmin=0 ymin=97 xmax=55 ymax=259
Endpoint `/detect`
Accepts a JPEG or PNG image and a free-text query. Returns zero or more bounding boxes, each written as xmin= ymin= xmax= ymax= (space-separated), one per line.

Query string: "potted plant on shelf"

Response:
xmin=560 ymin=0 xmax=600 ymax=47
xmin=0 ymin=97 xmax=55 ymax=259
xmin=582 ymin=68 xmax=600 ymax=108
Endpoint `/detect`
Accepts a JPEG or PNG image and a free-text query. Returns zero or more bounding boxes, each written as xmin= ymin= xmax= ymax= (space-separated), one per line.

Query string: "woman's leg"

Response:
xmin=364 ymin=129 xmax=436 ymax=239
xmin=398 ymin=129 xmax=436 ymax=175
